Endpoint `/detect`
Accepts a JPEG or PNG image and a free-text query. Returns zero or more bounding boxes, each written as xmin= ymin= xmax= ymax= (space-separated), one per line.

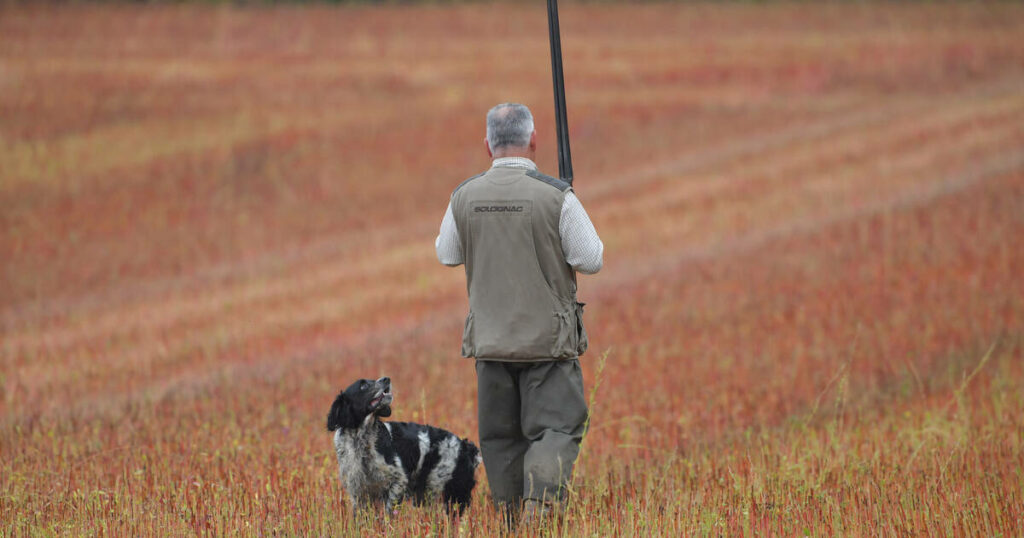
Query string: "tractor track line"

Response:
xmin=592 ymin=151 xmax=1024 ymax=295
xmin=3 ymin=77 xmax=1022 ymax=357
xmin=7 ymin=76 xmax=1020 ymax=330
xmin=6 ymin=147 xmax=1022 ymax=424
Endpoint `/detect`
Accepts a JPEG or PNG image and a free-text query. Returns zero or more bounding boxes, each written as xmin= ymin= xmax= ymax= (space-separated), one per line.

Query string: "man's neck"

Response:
xmin=490 ymin=145 xmax=535 ymax=161
xmin=491 ymin=156 xmax=537 ymax=170
xmin=492 ymin=150 xmax=531 ymax=159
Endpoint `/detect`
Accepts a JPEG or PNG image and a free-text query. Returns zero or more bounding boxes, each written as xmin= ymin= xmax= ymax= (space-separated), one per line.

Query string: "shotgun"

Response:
xmin=546 ymin=0 xmax=573 ymax=185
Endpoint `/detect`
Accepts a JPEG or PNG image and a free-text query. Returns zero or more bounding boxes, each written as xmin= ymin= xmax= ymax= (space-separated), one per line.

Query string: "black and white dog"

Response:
xmin=326 ymin=376 xmax=480 ymax=515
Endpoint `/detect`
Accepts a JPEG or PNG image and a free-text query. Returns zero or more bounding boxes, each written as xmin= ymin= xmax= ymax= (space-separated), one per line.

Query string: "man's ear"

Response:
xmin=485 ymin=138 xmax=493 ymax=158
xmin=529 ymin=131 xmax=537 ymax=152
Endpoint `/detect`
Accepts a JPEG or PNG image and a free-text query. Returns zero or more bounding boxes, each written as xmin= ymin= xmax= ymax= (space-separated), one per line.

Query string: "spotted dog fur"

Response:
xmin=326 ymin=377 xmax=481 ymax=515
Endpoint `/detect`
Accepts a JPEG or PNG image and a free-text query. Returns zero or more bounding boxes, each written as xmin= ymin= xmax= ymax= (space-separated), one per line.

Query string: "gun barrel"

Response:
xmin=546 ymin=0 xmax=573 ymax=185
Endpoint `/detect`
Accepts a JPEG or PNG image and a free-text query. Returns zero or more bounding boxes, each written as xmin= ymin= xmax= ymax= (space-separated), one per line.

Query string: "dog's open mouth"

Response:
xmin=370 ymin=389 xmax=393 ymax=409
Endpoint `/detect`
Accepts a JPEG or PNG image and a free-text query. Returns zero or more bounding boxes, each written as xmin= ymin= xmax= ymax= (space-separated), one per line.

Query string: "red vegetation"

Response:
xmin=1 ymin=2 xmax=1022 ymax=535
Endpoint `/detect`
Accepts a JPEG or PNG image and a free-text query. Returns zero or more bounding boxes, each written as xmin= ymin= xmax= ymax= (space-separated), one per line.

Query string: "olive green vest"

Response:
xmin=452 ymin=166 xmax=588 ymax=361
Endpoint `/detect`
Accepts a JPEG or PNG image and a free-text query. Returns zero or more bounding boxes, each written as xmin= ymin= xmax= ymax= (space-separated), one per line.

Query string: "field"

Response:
xmin=2 ymin=2 xmax=1023 ymax=535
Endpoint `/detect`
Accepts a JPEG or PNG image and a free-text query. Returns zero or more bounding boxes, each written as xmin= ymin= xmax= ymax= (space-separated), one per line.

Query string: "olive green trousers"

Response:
xmin=475 ymin=359 xmax=588 ymax=507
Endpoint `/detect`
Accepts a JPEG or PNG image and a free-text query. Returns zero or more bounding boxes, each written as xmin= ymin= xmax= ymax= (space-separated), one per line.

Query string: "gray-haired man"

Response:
xmin=435 ymin=103 xmax=603 ymax=524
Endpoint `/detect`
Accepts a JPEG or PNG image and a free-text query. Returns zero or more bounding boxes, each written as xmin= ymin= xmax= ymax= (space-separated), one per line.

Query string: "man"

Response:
xmin=435 ymin=103 xmax=603 ymax=525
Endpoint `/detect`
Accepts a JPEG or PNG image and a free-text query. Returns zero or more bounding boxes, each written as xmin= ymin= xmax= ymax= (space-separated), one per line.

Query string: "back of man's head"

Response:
xmin=486 ymin=103 xmax=534 ymax=153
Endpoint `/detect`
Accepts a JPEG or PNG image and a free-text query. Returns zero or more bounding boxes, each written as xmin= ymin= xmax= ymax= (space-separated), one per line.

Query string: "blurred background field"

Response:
xmin=2 ymin=2 xmax=1023 ymax=535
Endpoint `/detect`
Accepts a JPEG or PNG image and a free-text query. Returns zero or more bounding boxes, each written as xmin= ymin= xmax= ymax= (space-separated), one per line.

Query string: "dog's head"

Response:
xmin=326 ymin=376 xmax=393 ymax=432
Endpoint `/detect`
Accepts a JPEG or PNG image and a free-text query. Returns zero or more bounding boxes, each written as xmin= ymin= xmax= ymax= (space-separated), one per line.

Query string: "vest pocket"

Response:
xmin=552 ymin=310 xmax=572 ymax=359
xmin=461 ymin=311 xmax=475 ymax=357
xmin=575 ymin=302 xmax=589 ymax=356
xmin=552 ymin=302 xmax=587 ymax=359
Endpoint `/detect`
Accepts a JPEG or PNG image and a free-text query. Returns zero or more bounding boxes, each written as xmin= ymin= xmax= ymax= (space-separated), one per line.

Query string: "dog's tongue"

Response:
xmin=370 ymin=395 xmax=382 ymax=407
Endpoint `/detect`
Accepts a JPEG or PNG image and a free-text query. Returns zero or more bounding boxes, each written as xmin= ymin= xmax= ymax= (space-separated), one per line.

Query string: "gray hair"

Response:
xmin=486 ymin=103 xmax=534 ymax=151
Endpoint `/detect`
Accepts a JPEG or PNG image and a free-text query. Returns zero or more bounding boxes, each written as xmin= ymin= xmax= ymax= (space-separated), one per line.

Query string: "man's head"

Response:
xmin=486 ymin=103 xmax=537 ymax=160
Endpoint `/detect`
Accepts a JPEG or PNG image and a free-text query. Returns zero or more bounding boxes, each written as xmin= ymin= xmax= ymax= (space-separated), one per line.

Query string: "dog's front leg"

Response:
xmin=348 ymin=495 xmax=367 ymax=519
xmin=384 ymin=480 xmax=406 ymax=514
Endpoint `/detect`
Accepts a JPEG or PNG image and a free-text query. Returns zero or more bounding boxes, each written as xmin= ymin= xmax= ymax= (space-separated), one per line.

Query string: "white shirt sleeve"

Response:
xmin=435 ymin=201 xmax=464 ymax=266
xmin=560 ymin=191 xmax=603 ymax=274
xmin=437 ymin=190 xmax=602 ymax=272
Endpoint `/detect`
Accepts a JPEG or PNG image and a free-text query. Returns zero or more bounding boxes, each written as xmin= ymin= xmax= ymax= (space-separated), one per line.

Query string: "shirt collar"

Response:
xmin=491 ymin=157 xmax=538 ymax=171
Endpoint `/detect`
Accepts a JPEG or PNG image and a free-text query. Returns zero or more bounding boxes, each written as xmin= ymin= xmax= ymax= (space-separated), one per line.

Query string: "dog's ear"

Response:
xmin=462 ymin=439 xmax=481 ymax=469
xmin=327 ymin=392 xmax=357 ymax=432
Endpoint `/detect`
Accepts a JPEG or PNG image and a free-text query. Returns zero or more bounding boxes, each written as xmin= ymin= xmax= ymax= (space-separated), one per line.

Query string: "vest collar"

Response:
xmin=491 ymin=157 xmax=537 ymax=171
